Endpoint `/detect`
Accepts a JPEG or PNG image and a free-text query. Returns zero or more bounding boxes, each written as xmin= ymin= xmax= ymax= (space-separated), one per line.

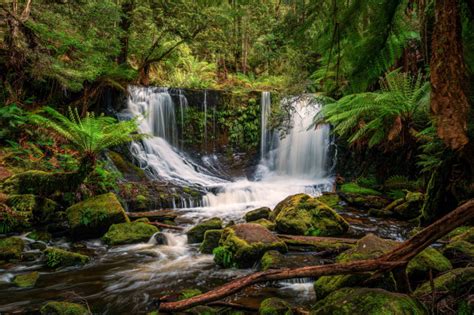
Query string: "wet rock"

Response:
xmin=214 ymin=223 xmax=287 ymax=268
xmin=44 ymin=247 xmax=89 ymax=269
xmin=13 ymin=271 xmax=39 ymax=288
xmin=339 ymin=193 xmax=391 ymax=209
xmin=102 ymin=221 xmax=159 ymax=245
xmin=311 ymin=288 xmax=427 ymax=315
xmin=40 ymin=301 xmax=89 ymax=315
xmin=244 ymin=207 xmax=271 ymax=222
xmin=66 ymin=193 xmax=129 ymax=240
xmin=383 ymin=191 xmax=424 ymax=219
xmin=316 ymin=192 xmax=342 ymax=210
xmin=260 ymin=250 xmax=323 ymax=271
xmin=108 ymin=151 xmax=147 ymax=181
xmin=199 ymin=229 xmax=222 ymax=254
xmin=154 ymin=232 xmax=168 ymax=245
xmin=414 ymin=267 xmax=474 ymax=296
xmin=187 ymin=217 xmax=222 ymax=244
xmin=272 ymin=194 xmax=349 ymax=236
xmin=252 ymin=218 xmax=276 ymax=231
xmin=31 ymin=242 xmax=47 ymax=251
xmin=0 ymin=237 xmax=24 ymax=261
xmin=26 ymin=230 xmax=52 ymax=242
xmin=259 ymin=297 xmax=293 ymax=315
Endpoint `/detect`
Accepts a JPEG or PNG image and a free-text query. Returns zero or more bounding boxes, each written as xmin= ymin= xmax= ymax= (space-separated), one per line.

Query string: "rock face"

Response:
xmin=13 ymin=271 xmax=39 ymax=288
xmin=40 ymin=301 xmax=89 ymax=315
xmin=259 ymin=297 xmax=293 ymax=315
xmin=66 ymin=193 xmax=129 ymax=239
xmin=311 ymin=288 xmax=427 ymax=315
xmin=199 ymin=229 xmax=222 ymax=254
xmin=102 ymin=221 xmax=159 ymax=245
xmin=244 ymin=207 xmax=271 ymax=222
xmin=214 ymin=223 xmax=287 ymax=268
xmin=186 ymin=217 xmax=222 ymax=244
xmin=0 ymin=237 xmax=24 ymax=261
xmin=44 ymin=247 xmax=89 ymax=269
xmin=272 ymin=194 xmax=349 ymax=236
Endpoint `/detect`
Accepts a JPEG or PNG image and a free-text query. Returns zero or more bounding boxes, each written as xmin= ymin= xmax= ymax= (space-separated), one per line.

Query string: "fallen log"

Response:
xmin=278 ymin=234 xmax=356 ymax=251
xmin=128 ymin=209 xmax=179 ymax=221
xmin=159 ymin=199 xmax=474 ymax=312
xmin=146 ymin=221 xmax=184 ymax=231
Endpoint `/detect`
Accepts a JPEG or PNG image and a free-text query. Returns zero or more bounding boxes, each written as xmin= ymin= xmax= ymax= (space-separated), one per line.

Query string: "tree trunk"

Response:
xmin=117 ymin=0 xmax=134 ymax=65
xmin=430 ymin=0 xmax=470 ymax=150
xmin=159 ymin=199 xmax=474 ymax=312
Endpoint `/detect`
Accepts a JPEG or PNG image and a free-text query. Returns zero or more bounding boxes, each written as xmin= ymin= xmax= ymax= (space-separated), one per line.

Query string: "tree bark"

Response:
xmin=430 ymin=0 xmax=470 ymax=150
xmin=159 ymin=199 xmax=474 ymax=312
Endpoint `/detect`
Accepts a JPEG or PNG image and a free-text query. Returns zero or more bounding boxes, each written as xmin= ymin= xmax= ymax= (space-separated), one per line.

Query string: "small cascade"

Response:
xmin=178 ymin=89 xmax=188 ymax=148
xmin=260 ymin=91 xmax=272 ymax=160
xmin=203 ymin=90 xmax=208 ymax=151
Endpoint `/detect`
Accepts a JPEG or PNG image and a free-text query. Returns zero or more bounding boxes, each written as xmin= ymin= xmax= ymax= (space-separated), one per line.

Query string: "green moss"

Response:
xmin=407 ymin=247 xmax=452 ymax=276
xmin=340 ymin=183 xmax=381 ymax=196
xmin=451 ymin=227 xmax=474 ymax=243
xmin=0 ymin=170 xmax=60 ymax=195
xmin=0 ymin=237 xmax=24 ymax=261
xmin=13 ymin=271 xmax=39 ymax=288
xmin=6 ymin=194 xmax=37 ymax=212
xmin=187 ymin=217 xmax=222 ymax=244
xmin=6 ymin=194 xmax=58 ymax=224
xmin=244 ymin=207 xmax=271 ymax=222
xmin=311 ymin=288 xmax=427 ymax=315
xmin=260 ymin=250 xmax=279 ymax=271
xmin=316 ymin=193 xmax=342 ymax=210
xmin=443 ymin=240 xmax=474 ymax=263
xmin=273 ymin=194 xmax=349 ymax=236
xmin=44 ymin=247 xmax=89 ymax=269
xmin=199 ymin=229 xmax=222 ymax=254
xmin=179 ymin=288 xmax=202 ymax=300
xmin=414 ymin=267 xmax=474 ymax=296
xmin=314 ymin=274 xmax=371 ymax=299
xmin=66 ymin=193 xmax=129 ymax=239
xmin=108 ymin=151 xmax=146 ymax=181
xmin=259 ymin=297 xmax=293 ymax=315
xmin=40 ymin=301 xmax=89 ymax=315
xmin=184 ymin=305 xmax=218 ymax=315
xmin=26 ymin=230 xmax=52 ymax=242
xmin=252 ymin=218 xmax=276 ymax=230
xmin=444 ymin=226 xmax=472 ymax=241
xmin=102 ymin=222 xmax=159 ymax=245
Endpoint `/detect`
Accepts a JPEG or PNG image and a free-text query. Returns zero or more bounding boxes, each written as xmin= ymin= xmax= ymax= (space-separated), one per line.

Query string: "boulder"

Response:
xmin=44 ymin=247 xmax=89 ymax=269
xmin=259 ymin=297 xmax=293 ymax=315
xmin=339 ymin=183 xmax=381 ymax=195
xmin=13 ymin=271 xmax=39 ymax=288
xmin=187 ymin=217 xmax=222 ymax=244
xmin=316 ymin=192 xmax=342 ymax=210
xmin=311 ymin=288 xmax=427 ymax=315
xmin=443 ymin=240 xmax=474 ymax=267
xmin=260 ymin=250 xmax=324 ymax=271
xmin=406 ymin=247 xmax=452 ymax=279
xmin=66 ymin=193 xmax=129 ymax=240
xmin=6 ymin=194 xmax=59 ymax=224
xmin=252 ymin=218 xmax=276 ymax=231
xmin=244 ymin=207 xmax=271 ymax=222
xmin=199 ymin=229 xmax=222 ymax=254
xmin=383 ymin=191 xmax=424 ymax=219
xmin=339 ymin=193 xmax=391 ymax=209
xmin=26 ymin=230 xmax=52 ymax=242
xmin=102 ymin=221 xmax=159 ymax=245
xmin=214 ymin=223 xmax=287 ymax=268
xmin=272 ymin=194 xmax=349 ymax=236
xmin=0 ymin=170 xmax=58 ymax=195
xmin=40 ymin=301 xmax=89 ymax=315
xmin=0 ymin=236 xmax=24 ymax=261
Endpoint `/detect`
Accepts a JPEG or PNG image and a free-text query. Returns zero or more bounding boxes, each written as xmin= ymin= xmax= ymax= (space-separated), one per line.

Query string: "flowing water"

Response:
xmin=0 ymin=87 xmax=413 ymax=314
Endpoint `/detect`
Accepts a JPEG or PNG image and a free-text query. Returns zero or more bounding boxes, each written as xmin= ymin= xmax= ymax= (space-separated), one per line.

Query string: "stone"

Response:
xmin=252 ymin=218 xmax=276 ymax=231
xmin=260 ymin=250 xmax=324 ymax=271
xmin=259 ymin=297 xmax=293 ymax=315
xmin=199 ymin=229 xmax=222 ymax=254
xmin=443 ymin=240 xmax=474 ymax=266
xmin=40 ymin=301 xmax=89 ymax=315
xmin=154 ymin=232 xmax=168 ymax=245
xmin=214 ymin=223 xmax=287 ymax=268
xmin=311 ymin=288 xmax=427 ymax=315
xmin=187 ymin=217 xmax=222 ymax=244
xmin=414 ymin=267 xmax=474 ymax=296
xmin=383 ymin=191 xmax=424 ymax=219
xmin=13 ymin=271 xmax=39 ymax=288
xmin=66 ymin=193 xmax=129 ymax=240
xmin=272 ymin=194 xmax=349 ymax=236
xmin=102 ymin=221 xmax=158 ymax=245
xmin=316 ymin=192 xmax=342 ymax=210
xmin=26 ymin=230 xmax=52 ymax=242
xmin=44 ymin=247 xmax=89 ymax=269
xmin=0 ymin=237 xmax=24 ymax=261
xmin=6 ymin=194 xmax=59 ymax=224
xmin=244 ymin=207 xmax=271 ymax=222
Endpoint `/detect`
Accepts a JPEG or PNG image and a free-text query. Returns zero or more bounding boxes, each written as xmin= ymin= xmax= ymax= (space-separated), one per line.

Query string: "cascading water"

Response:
xmin=260 ymin=91 xmax=272 ymax=160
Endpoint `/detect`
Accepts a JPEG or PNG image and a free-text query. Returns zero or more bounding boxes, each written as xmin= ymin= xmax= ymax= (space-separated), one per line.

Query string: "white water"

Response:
xmin=125 ymin=86 xmax=333 ymax=220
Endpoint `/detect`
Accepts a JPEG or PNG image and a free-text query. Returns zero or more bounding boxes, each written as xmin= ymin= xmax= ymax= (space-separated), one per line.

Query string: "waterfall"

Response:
xmin=178 ymin=90 xmax=188 ymax=148
xmin=260 ymin=91 xmax=272 ymax=160
xmin=203 ymin=90 xmax=208 ymax=150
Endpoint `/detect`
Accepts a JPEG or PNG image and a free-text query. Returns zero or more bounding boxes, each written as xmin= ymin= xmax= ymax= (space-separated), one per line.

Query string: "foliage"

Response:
xmin=212 ymin=246 xmax=234 ymax=268
xmin=0 ymin=104 xmax=31 ymax=141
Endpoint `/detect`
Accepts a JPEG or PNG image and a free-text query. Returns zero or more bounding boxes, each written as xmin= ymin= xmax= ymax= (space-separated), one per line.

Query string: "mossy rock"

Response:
xmin=214 ymin=223 xmax=287 ymax=268
xmin=252 ymin=218 xmax=276 ymax=231
xmin=273 ymin=194 xmax=349 ymax=236
xmin=199 ymin=229 xmax=222 ymax=254
xmin=102 ymin=221 xmax=159 ymax=245
xmin=340 ymin=193 xmax=390 ymax=209
xmin=339 ymin=183 xmax=382 ymax=196
xmin=6 ymin=194 xmax=58 ymax=224
xmin=0 ymin=236 xmax=24 ymax=261
xmin=66 ymin=193 xmax=129 ymax=240
xmin=383 ymin=192 xmax=424 ymax=220
xmin=406 ymin=247 xmax=452 ymax=279
xmin=13 ymin=271 xmax=39 ymax=288
xmin=40 ymin=301 xmax=89 ymax=315
xmin=414 ymin=267 xmax=474 ymax=296
xmin=311 ymin=288 xmax=427 ymax=315
xmin=187 ymin=217 xmax=222 ymax=244
xmin=259 ymin=297 xmax=293 ymax=315
xmin=316 ymin=192 xmax=342 ymax=210
xmin=244 ymin=207 xmax=271 ymax=222
xmin=26 ymin=230 xmax=52 ymax=242
xmin=179 ymin=288 xmax=202 ymax=300
xmin=108 ymin=151 xmax=146 ymax=181
xmin=451 ymin=227 xmax=474 ymax=243
xmin=260 ymin=250 xmax=323 ymax=271
xmin=443 ymin=240 xmax=474 ymax=266
xmin=44 ymin=247 xmax=89 ymax=269
xmin=0 ymin=170 xmax=59 ymax=195
xmin=443 ymin=226 xmax=472 ymax=241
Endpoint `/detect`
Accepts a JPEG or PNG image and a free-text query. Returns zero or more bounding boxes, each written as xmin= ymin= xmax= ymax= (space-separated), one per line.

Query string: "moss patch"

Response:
xmin=102 ymin=221 xmax=159 ymax=245
xmin=259 ymin=297 xmax=293 ymax=315
xmin=414 ymin=267 xmax=474 ymax=296
xmin=66 ymin=193 xmax=128 ymax=240
xmin=13 ymin=271 xmax=39 ymax=288
xmin=200 ymin=229 xmax=222 ymax=254
xmin=339 ymin=183 xmax=381 ymax=196
xmin=0 ymin=236 xmax=24 ymax=261
xmin=244 ymin=207 xmax=271 ymax=222
xmin=407 ymin=247 xmax=452 ymax=277
xmin=252 ymin=218 xmax=276 ymax=230
xmin=26 ymin=230 xmax=52 ymax=242
xmin=40 ymin=301 xmax=89 ymax=315
xmin=316 ymin=192 xmax=342 ymax=210
xmin=44 ymin=247 xmax=89 ymax=269
xmin=179 ymin=288 xmax=202 ymax=300
xmin=187 ymin=217 xmax=222 ymax=244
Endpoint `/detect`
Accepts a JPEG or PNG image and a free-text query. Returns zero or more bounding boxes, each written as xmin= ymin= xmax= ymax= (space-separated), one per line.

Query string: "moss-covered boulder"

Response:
xmin=0 ymin=236 xmax=24 ymax=261
xmin=339 ymin=193 xmax=391 ymax=209
xmin=40 ymin=301 xmax=89 ymax=315
xmin=214 ymin=223 xmax=287 ymax=268
xmin=443 ymin=240 xmax=474 ymax=266
xmin=0 ymin=170 xmax=59 ymax=195
xmin=244 ymin=207 xmax=271 ymax=222
xmin=316 ymin=192 xmax=342 ymax=210
xmin=66 ymin=193 xmax=129 ymax=240
xmin=102 ymin=221 xmax=159 ymax=245
xmin=450 ymin=226 xmax=474 ymax=243
xmin=252 ymin=218 xmax=276 ymax=231
xmin=260 ymin=250 xmax=323 ymax=271
xmin=187 ymin=217 xmax=222 ymax=244
xmin=108 ymin=151 xmax=147 ymax=181
xmin=6 ymin=194 xmax=59 ymax=224
xmin=383 ymin=191 xmax=424 ymax=219
xmin=13 ymin=271 xmax=39 ymax=288
xmin=311 ymin=288 xmax=427 ymax=315
xmin=259 ymin=297 xmax=293 ymax=315
xmin=44 ymin=247 xmax=89 ymax=269
xmin=339 ymin=183 xmax=381 ymax=196
xmin=199 ymin=229 xmax=222 ymax=254
xmin=272 ymin=194 xmax=349 ymax=236
xmin=414 ymin=267 xmax=474 ymax=296
xmin=406 ymin=247 xmax=452 ymax=279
